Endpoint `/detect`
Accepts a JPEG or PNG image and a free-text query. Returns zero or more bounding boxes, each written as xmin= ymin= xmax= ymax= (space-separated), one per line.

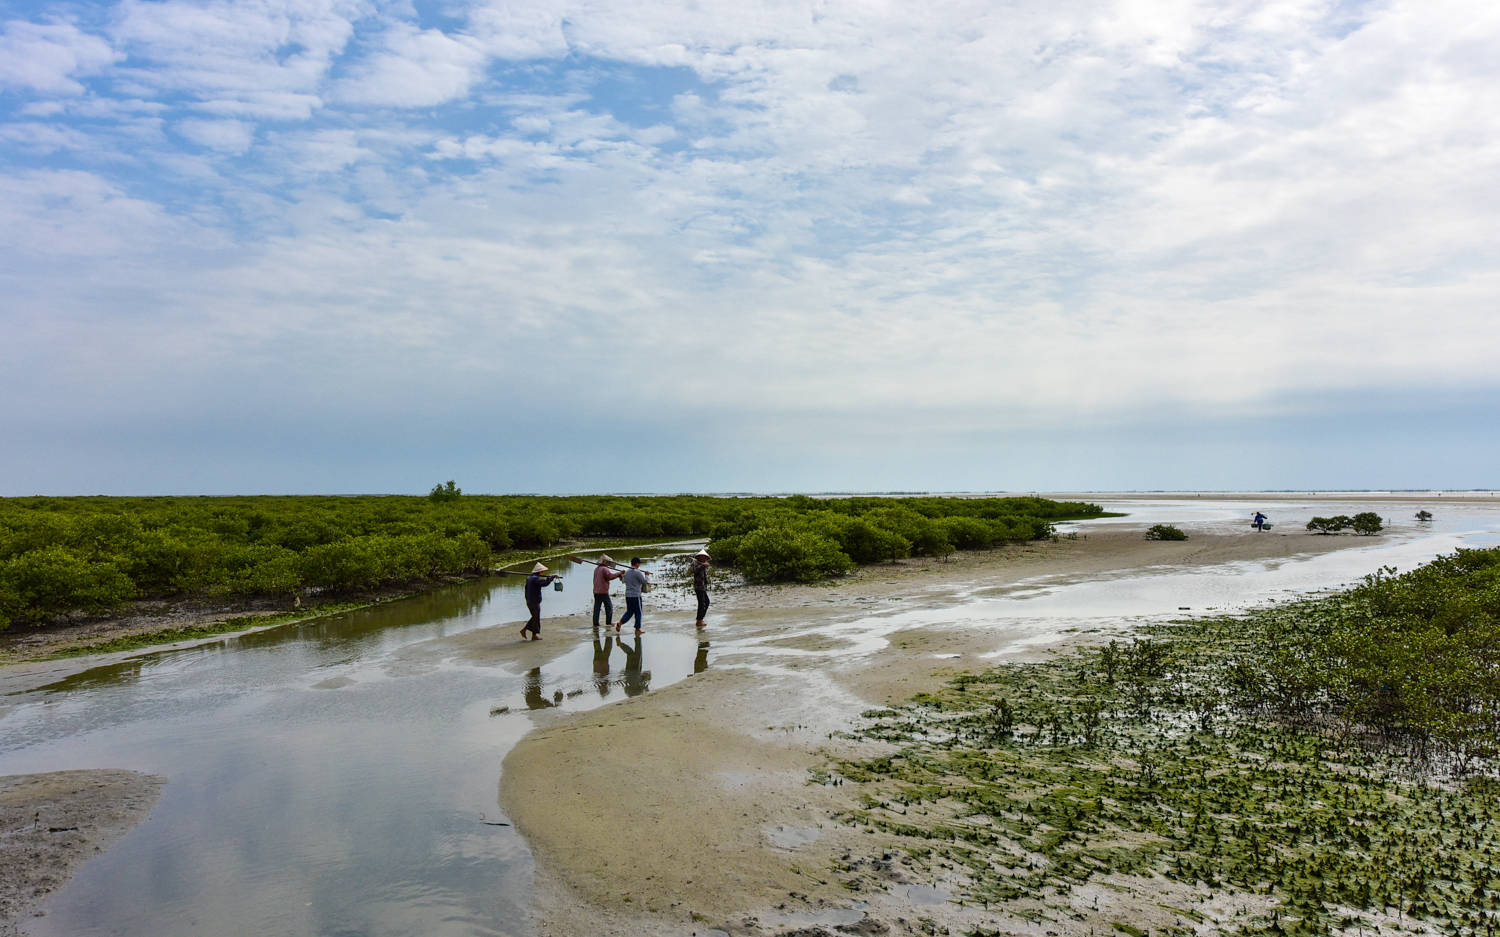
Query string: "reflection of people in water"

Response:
xmin=618 ymin=633 xmax=651 ymax=697
xmin=592 ymin=634 xmax=615 ymax=698
xmin=523 ymin=667 xmax=554 ymax=710
xmin=694 ymin=640 xmax=710 ymax=674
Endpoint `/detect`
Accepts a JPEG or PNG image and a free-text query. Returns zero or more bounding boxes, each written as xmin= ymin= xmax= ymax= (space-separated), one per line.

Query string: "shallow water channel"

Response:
xmin=3 ymin=500 xmax=1499 ymax=937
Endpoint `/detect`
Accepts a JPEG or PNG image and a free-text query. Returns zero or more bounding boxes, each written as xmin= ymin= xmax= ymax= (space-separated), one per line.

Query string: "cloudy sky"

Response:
xmin=2 ymin=0 xmax=1496 ymax=496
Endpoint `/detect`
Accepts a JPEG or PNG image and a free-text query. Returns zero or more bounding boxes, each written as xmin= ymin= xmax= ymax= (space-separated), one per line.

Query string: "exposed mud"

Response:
xmin=502 ymin=525 xmax=1379 ymax=937
xmin=0 ymin=771 xmax=164 ymax=937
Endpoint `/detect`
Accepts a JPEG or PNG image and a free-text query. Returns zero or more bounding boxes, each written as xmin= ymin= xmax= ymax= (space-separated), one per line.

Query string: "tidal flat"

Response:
xmin=833 ymin=587 xmax=1500 ymax=937
xmin=503 ymin=497 xmax=1500 ymax=937
xmin=4 ymin=496 xmax=1499 ymax=937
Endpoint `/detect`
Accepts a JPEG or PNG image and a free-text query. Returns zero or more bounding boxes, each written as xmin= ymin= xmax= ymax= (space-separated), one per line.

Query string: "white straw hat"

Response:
xmin=599 ymin=554 xmax=614 ymax=565
xmin=531 ymin=562 xmax=548 ymax=573
xmin=695 ymin=550 xmax=710 ymax=558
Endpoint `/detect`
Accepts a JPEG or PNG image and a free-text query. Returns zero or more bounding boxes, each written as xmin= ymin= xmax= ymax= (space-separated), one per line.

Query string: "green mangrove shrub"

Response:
xmin=1306 ymin=515 xmax=1351 ymax=534
xmin=1144 ymin=523 xmax=1188 ymax=541
xmin=732 ymin=526 xmax=855 ymax=582
xmin=0 ymin=493 xmax=1104 ymax=627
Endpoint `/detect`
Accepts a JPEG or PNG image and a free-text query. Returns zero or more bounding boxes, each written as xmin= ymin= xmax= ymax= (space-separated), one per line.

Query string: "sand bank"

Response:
xmin=0 ymin=770 xmax=164 ymax=937
xmin=502 ymin=525 xmax=1375 ymax=937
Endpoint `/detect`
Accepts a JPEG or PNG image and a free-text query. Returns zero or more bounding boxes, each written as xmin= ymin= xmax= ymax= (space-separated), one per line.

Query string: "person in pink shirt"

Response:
xmin=592 ymin=554 xmax=626 ymax=629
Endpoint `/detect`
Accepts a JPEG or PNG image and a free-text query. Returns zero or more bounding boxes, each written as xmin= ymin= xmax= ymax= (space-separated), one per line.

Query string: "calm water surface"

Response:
xmin=1 ymin=549 xmax=705 ymax=937
xmin=3 ymin=501 xmax=1499 ymax=936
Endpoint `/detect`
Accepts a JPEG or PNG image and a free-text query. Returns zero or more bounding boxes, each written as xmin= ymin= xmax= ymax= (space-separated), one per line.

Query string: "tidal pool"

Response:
xmin=0 ymin=548 xmax=707 ymax=937
xmin=3 ymin=501 xmax=1498 ymax=936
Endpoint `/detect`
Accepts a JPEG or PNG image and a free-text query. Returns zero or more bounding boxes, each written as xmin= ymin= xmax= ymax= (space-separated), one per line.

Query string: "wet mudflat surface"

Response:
xmin=3 ymin=501 xmax=1499 ymax=937
xmin=0 ymin=549 xmax=706 ymax=937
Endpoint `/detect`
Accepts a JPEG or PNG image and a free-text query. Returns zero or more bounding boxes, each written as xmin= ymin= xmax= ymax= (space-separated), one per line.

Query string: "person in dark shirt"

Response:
xmin=521 ymin=562 xmax=560 ymax=640
xmin=691 ymin=550 xmax=711 ymax=628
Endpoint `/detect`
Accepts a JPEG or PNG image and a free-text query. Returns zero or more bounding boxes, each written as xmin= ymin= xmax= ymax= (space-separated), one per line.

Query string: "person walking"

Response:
xmin=592 ymin=554 xmax=625 ymax=628
xmin=691 ymin=549 xmax=711 ymax=628
xmin=617 ymin=557 xmax=651 ymax=634
xmin=1252 ymin=511 xmax=1268 ymax=531
xmin=521 ymin=562 xmax=560 ymax=641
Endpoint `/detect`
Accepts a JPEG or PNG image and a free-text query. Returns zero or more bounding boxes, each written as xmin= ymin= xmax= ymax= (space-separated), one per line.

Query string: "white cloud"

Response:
xmin=0 ymin=19 xmax=118 ymax=94
xmin=335 ymin=24 xmax=489 ymax=107
xmin=110 ymin=0 xmax=367 ymax=117
xmin=0 ymin=121 xmax=94 ymax=153
xmin=176 ymin=117 xmax=255 ymax=153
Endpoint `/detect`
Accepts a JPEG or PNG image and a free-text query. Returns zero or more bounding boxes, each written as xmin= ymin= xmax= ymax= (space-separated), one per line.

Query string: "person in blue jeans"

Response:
xmin=617 ymin=557 xmax=651 ymax=634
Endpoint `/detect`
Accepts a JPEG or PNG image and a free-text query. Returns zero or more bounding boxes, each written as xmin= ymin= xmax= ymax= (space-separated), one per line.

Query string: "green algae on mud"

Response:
xmin=828 ymin=548 xmax=1500 ymax=937
xmin=7 ymin=601 xmax=386 ymax=662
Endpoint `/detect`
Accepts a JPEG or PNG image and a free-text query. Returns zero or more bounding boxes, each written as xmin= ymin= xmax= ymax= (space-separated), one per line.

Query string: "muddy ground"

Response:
xmin=500 ymin=525 xmax=1377 ymax=937
xmin=0 ymin=771 xmax=164 ymax=937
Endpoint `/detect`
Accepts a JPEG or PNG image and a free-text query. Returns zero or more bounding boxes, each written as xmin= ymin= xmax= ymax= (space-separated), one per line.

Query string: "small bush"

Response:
xmin=1307 ymin=515 xmax=1351 ymax=535
xmin=1144 ymin=524 xmax=1188 ymax=541
xmin=1350 ymin=511 xmax=1384 ymax=535
xmin=735 ymin=526 xmax=855 ymax=583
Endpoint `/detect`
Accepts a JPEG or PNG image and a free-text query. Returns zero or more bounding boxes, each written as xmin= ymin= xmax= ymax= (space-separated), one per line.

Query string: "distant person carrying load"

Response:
xmin=521 ymin=562 xmax=561 ymax=640
xmin=1252 ymin=511 xmax=1268 ymax=531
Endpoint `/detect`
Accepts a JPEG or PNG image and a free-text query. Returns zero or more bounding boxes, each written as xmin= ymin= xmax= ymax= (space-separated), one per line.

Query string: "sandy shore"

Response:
xmin=0 ymin=770 xmax=164 ymax=937
xmin=501 ymin=524 xmax=1377 ymax=937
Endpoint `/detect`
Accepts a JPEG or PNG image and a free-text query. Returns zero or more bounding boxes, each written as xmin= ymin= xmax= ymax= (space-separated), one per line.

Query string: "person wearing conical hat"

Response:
xmin=521 ymin=562 xmax=560 ymax=641
xmin=591 ymin=554 xmax=626 ymax=629
xmin=691 ymin=550 xmax=712 ymax=629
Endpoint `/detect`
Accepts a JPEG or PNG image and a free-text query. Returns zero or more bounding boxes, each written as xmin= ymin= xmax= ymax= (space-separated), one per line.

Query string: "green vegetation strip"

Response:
xmin=0 ymin=494 xmax=1103 ymax=629
xmin=18 ymin=601 xmax=386 ymax=661
xmin=831 ymin=547 xmax=1500 ymax=937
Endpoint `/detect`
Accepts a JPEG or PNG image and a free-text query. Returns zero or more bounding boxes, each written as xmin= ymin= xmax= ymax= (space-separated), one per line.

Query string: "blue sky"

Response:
xmin=2 ymin=0 xmax=1497 ymax=496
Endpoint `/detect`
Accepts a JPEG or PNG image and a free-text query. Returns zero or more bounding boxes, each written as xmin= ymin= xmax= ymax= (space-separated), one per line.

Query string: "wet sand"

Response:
xmin=0 ymin=771 xmax=164 ymax=937
xmin=501 ymin=525 xmax=1374 ymax=937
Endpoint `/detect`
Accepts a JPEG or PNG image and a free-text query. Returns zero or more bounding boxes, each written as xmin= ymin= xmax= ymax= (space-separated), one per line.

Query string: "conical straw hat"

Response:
xmin=532 ymin=562 xmax=548 ymax=573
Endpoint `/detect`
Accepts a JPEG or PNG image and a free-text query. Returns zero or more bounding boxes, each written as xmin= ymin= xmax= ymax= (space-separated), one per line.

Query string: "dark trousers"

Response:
xmin=620 ymin=596 xmax=643 ymax=629
xmin=525 ymin=599 xmax=542 ymax=634
xmin=695 ymin=589 xmax=710 ymax=620
xmin=592 ymin=593 xmax=613 ymax=627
